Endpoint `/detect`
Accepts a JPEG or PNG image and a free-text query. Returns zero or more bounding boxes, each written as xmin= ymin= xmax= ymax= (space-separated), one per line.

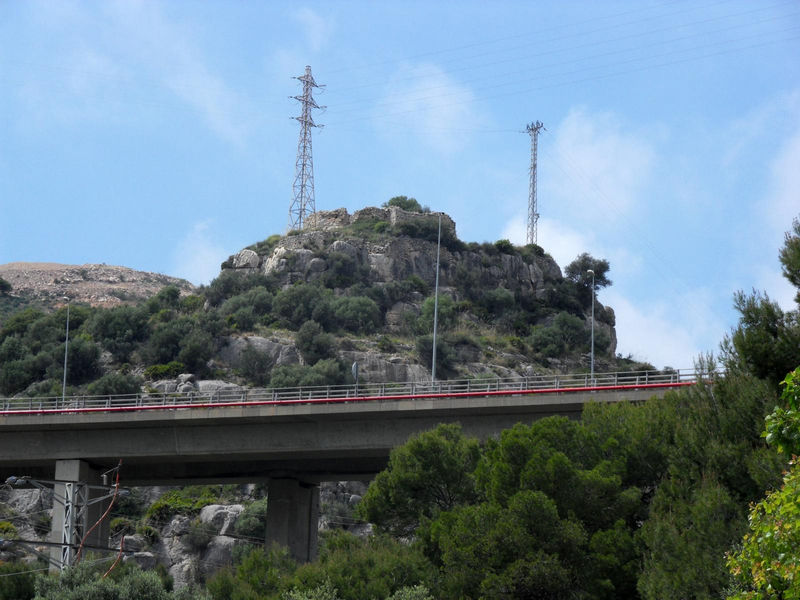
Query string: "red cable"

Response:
xmin=102 ymin=535 xmax=124 ymax=579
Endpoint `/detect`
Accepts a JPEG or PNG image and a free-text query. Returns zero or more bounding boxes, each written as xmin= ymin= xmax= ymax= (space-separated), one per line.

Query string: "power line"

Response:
xmin=324 ymin=26 xmax=800 ymax=130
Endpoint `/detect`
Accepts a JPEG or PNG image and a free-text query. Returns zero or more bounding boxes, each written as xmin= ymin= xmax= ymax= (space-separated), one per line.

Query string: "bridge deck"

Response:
xmin=0 ymin=371 xmax=698 ymax=485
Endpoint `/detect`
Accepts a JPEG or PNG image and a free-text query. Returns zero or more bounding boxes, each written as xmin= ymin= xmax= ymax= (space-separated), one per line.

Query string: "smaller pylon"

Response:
xmin=526 ymin=121 xmax=545 ymax=246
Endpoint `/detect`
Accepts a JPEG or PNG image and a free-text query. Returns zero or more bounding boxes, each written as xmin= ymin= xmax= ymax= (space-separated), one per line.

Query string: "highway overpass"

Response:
xmin=0 ymin=370 xmax=697 ymax=567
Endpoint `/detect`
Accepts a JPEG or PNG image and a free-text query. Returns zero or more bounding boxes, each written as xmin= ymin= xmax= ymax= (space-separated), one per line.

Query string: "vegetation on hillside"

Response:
xmin=0 ymin=201 xmax=632 ymax=398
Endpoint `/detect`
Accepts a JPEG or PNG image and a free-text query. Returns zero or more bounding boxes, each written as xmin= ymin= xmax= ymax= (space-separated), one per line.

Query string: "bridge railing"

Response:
xmin=0 ymin=368 xmax=704 ymax=414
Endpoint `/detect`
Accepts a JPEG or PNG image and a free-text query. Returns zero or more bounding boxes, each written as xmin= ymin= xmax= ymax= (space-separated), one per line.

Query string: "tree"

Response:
xmin=779 ymin=216 xmax=800 ymax=302
xmin=565 ymin=253 xmax=612 ymax=308
xmin=383 ymin=196 xmax=427 ymax=213
xmin=725 ymin=291 xmax=800 ymax=386
xmin=723 ymin=215 xmax=800 ymax=387
xmin=726 ymin=460 xmax=800 ymax=599
xmin=330 ymin=296 xmax=381 ymax=333
xmin=726 ymin=368 xmax=800 ymax=599
xmin=86 ymin=373 xmax=142 ymax=396
xmin=0 ymin=277 xmax=11 ymax=295
xmin=296 ymin=320 xmax=335 ymax=365
xmin=357 ymin=424 xmax=481 ymax=538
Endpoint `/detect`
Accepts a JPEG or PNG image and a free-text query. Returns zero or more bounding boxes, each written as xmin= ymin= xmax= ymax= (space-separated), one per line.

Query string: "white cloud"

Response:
xmin=105 ymin=2 xmax=252 ymax=146
xmin=171 ymin=221 xmax=227 ymax=285
xmin=374 ymin=63 xmax=480 ymax=154
xmin=603 ymin=288 xmax=722 ymax=370
xmin=292 ymin=7 xmax=333 ymax=52
xmin=17 ymin=2 xmax=253 ymax=145
xmin=543 ymin=108 xmax=654 ymax=224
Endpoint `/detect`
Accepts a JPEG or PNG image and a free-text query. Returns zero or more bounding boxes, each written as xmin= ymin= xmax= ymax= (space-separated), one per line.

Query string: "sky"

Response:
xmin=1 ymin=1 xmax=799 ymax=370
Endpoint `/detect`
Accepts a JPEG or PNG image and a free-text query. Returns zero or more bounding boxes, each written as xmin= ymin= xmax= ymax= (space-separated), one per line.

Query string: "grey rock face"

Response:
xmin=216 ymin=336 xmax=300 ymax=370
xmin=339 ymin=351 xmax=430 ymax=383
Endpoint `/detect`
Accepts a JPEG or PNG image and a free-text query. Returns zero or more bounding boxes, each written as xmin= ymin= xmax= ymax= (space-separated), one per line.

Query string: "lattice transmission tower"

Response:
xmin=288 ymin=65 xmax=325 ymax=232
xmin=526 ymin=121 xmax=545 ymax=246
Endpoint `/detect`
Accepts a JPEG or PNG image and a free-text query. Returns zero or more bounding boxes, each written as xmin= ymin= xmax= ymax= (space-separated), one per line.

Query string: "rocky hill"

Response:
xmin=0 ymin=262 xmax=195 ymax=308
xmin=0 ymin=204 xmax=647 ymax=590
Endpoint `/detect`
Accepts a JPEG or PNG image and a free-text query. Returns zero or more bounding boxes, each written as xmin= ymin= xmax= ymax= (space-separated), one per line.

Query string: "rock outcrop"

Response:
xmin=222 ymin=207 xmax=562 ymax=298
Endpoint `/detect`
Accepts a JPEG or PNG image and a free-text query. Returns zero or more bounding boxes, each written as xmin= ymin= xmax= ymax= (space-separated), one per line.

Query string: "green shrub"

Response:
xmin=270 ymin=360 xmax=350 ymax=388
xmin=529 ymin=324 xmax=565 ymax=359
xmin=0 ymin=336 xmax=26 ymax=363
xmin=204 ymin=271 xmax=275 ymax=307
xmin=480 ymin=287 xmax=515 ymax=316
xmin=373 ymin=221 xmax=390 ymax=233
xmin=179 ymin=295 xmax=205 ymax=313
xmin=184 ymin=518 xmax=214 ymax=550
xmin=0 ymin=520 xmax=18 ymax=539
xmin=146 ymin=286 xmax=181 ymax=314
xmin=227 ymin=306 xmax=256 ymax=331
xmin=145 ymin=486 xmax=234 ymax=524
xmin=415 ymin=335 xmax=455 ymax=375
xmin=416 ymin=295 xmax=457 ymax=333
xmin=331 ymin=296 xmax=382 ymax=333
xmin=248 ymin=234 xmax=282 ymax=256
xmin=87 ymin=373 xmax=142 ymax=396
xmin=320 ymin=253 xmax=370 ymax=289
xmin=135 ymin=523 xmax=160 ymax=546
xmin=239 ymin=345 xmax=274 ymax=386
xmin=383 ymin=196 xmax=426 ymax=213
xmin=143 ymin=361 xmax=185 ymax=380
xmin=142 ymin=318 xmax=193 ymax=365
xmin=296 ymin=321 xmax=336 ymax=365
xmin=494 ymin=239 xmax=515 ymax=254
xmin=88 ymin=305 xmax=148 ymax=362
xmin=234 ymin=498 xmax=269 ymax=541
xmin=110 ymin=516 xmax=136 ymax=537
xmin=273 ymin=284 xmax=334 ymax=330
xmin=377 ymin=336 xmax=395 ymax=353
xmin=0 ymin=559 xmax=37 ymax=600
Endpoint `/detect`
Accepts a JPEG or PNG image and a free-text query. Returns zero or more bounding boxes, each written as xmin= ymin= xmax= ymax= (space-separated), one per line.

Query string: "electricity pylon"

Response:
xmin=288 ymin=66 xmax=324 ymax=232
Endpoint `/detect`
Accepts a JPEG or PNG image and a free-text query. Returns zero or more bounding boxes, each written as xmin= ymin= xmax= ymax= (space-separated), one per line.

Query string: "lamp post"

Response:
xmin=586 ymin=270 xmax=595 ymax=382
xmin=431 ymin=214 xmax=442 ymax=384
xmin=62 ymin=298 xmax=70 ymax=403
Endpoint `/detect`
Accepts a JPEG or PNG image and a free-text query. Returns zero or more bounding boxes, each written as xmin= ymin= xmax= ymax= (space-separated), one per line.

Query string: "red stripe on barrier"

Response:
xmin=0 ymin=381 xmax=696 ymax=417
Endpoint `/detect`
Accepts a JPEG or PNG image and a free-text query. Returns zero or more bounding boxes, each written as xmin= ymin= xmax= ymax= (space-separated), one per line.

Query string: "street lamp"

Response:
xmin=586 ymin=270 xmax=595 ymax=382
xmin=62 ymin=298 xmax=70 ymax=403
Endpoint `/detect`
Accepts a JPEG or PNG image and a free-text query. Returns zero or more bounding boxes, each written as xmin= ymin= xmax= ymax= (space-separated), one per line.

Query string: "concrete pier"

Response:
xmin=266 ymin=478 xmax=319 ymax=562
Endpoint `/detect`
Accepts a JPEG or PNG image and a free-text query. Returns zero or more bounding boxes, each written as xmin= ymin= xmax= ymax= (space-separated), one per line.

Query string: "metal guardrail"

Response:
xmin=0 ymin=369 xmax=702 ymax=415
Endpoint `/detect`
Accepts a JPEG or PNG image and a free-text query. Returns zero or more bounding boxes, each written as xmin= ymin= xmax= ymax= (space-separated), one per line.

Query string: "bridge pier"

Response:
xmin=266 ymin=478 xmax=319 ymax=563
xmin=48 ymin=460 xmax=110 ymax=571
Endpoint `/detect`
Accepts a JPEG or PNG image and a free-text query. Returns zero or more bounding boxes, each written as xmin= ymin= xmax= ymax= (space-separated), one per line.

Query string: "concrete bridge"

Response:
xmin=0 ymin=370 xmax=697 ymax=568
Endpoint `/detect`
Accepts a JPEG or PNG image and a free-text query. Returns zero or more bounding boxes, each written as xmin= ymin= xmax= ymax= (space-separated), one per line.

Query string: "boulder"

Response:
xmin=196 ymin=380 xmax=243 ymax=394
xmin=198 ymin=504 xmax=244 ymax=536
xmin=124 ymin=551 xmax=158 ymax=570
xmin=233 ymin=249 xmax=260 ymax=269
xmin=199 ymin=536 xmax=237 ymax=580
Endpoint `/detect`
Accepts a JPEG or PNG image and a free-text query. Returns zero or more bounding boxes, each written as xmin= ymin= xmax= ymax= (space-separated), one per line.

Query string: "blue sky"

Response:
xmin=1 ymin=1 xmax=798 ymax=370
